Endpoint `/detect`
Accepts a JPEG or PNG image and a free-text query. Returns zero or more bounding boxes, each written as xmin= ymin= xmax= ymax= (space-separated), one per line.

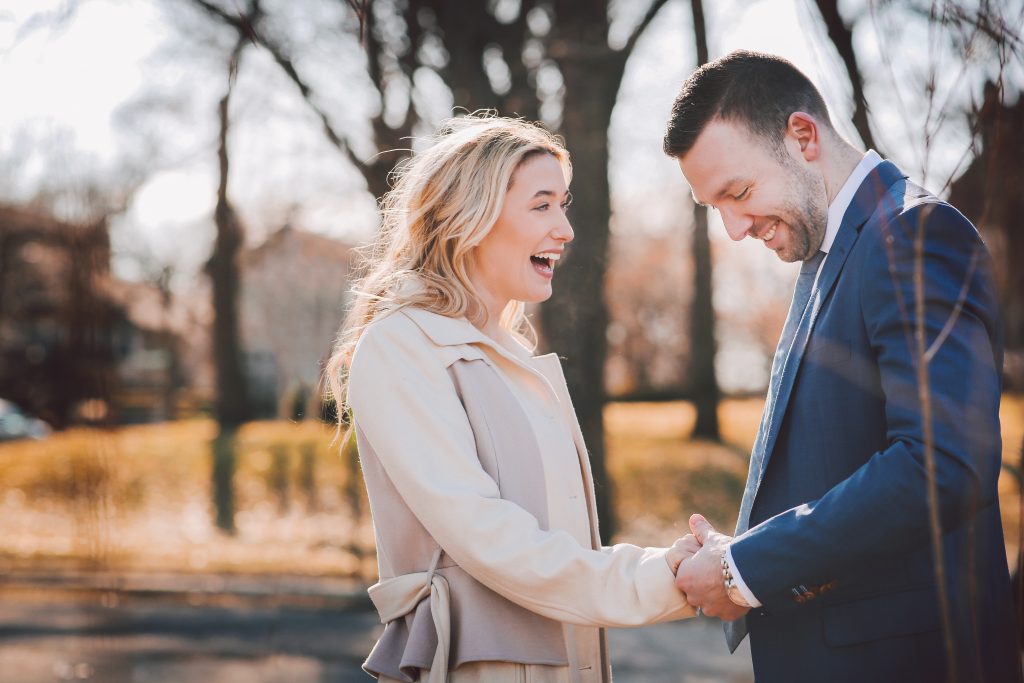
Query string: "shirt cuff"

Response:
xmin=726 ymin=544 xmax=762 ymax=608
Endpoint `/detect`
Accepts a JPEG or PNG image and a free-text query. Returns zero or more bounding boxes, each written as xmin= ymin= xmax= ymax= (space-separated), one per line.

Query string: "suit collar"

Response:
xmin=840 ymin=160 xmax=907 ymax=238
xmin=813 ymin=160 xmax=908 ymax=306
xmin=821 ymin=150 xmax=883 ymax=254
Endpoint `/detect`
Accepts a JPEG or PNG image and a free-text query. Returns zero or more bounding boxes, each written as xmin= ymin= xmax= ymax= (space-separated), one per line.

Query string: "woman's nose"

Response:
xmin=554 ymin=213 xmax=574 ymax=243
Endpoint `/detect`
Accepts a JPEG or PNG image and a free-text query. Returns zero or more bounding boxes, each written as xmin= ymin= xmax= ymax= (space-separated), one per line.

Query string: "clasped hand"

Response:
xmin=666 ymin=514 xmax=750 ymax=622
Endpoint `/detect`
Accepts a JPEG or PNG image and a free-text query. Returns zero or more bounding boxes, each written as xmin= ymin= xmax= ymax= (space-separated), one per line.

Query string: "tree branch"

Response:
xmin=184 ymin=0 xmax=383 ymax=193
xmin=621 ymin=0 xmax=673 ymax=58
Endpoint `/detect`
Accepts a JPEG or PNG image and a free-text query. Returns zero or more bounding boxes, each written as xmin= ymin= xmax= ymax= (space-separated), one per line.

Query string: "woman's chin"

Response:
xmin=520 ymin=286 xmax=553 ymax=304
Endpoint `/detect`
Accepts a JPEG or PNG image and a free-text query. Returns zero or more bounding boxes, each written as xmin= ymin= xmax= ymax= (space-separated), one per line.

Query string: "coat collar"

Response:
xmin=396 ymin=305 xmax=570 ymax=397
xmin=398 ymin=305 xmax=534 ymax=360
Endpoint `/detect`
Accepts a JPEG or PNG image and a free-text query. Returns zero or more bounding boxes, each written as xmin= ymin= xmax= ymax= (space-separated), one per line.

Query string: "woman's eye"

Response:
xmin=736 ymin=187 xmax=750 ymax=200
xmin=534 ymin=203 xmax=550 ymax=211
xmin=560 ymin=201 xmax=571 ymax=211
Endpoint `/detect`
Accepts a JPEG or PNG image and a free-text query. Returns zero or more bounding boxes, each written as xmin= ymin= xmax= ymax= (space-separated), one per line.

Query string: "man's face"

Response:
xmin=678 ymin=118 xmax=827 ymax=263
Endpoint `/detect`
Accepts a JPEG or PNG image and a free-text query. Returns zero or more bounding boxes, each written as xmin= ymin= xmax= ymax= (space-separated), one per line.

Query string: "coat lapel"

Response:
xmin=532 ymin=354 xmax=603 ymax=550
xmin=755 ymin=161 xmax=908 ymax=482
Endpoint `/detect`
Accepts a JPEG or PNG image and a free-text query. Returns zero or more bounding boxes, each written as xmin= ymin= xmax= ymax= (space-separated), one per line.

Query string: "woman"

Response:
xmin=325 ymin=115 xmax=696 ymax=683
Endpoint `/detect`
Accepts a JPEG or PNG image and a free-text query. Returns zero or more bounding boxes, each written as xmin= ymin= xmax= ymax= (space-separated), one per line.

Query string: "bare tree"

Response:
xmin=207 ymin=35 xmax=251 ymax=430
xmin=809 ymin=0 xmax=881 ymax=152
xmin=183 ymin=0 xmax=675 ymax=541
xmin=686 ymin=0 xmax=720 ymax=441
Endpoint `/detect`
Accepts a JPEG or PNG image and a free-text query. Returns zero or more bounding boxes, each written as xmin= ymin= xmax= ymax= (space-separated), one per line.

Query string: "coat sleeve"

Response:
xmin=347 ymin=312 xmax=694 ymax=627
xmin=729 ymin=200 xmax=1003 ymax=613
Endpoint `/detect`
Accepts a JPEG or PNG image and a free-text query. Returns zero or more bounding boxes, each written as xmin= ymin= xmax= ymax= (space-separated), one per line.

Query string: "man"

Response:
xmin=663 ymin=50 xmax=1020 ymax=682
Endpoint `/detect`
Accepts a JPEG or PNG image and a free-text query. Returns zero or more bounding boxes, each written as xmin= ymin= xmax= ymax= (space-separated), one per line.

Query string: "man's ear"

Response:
xmin=786 ymin=111 xmax=821 ymax=162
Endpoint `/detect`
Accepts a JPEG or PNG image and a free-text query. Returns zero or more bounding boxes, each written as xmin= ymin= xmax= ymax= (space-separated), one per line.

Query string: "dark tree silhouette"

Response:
xmin=206 ymin=37 xmax=251 ymax=430
xmin=810 ymin=0 xmax=881 ymax=152
xmin=686 ymin=0 xmax=720 ymax=442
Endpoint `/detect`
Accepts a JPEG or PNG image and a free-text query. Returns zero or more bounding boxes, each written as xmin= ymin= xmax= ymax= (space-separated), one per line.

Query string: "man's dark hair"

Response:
xmin=662 ymin=50 xmax=833 ymax=159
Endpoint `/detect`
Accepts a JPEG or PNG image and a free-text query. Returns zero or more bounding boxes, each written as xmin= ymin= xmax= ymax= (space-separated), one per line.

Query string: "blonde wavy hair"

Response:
xmin=323 ymin=113 xmax=571 ymax=427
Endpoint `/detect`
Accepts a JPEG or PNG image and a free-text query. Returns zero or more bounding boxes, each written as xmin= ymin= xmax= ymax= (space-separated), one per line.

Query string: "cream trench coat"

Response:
xmin=347 ymin=304 xmax=695 ymax=683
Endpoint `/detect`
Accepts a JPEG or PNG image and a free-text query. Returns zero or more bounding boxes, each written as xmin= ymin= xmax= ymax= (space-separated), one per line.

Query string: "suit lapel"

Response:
xmin=755 ymin=161 xmax=908 ymax=484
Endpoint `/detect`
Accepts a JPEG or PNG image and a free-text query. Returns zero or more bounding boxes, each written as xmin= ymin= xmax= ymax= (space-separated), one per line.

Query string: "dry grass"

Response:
xmin=0 ymin=396 xmax=1019 ymax=579
xmin=606 ymin=400 xmax=760 ymax=546
xmin=0 ymin=419 xmax=376 ymax=579
xmin=609 ymin=396 xmax=1023 ymax=569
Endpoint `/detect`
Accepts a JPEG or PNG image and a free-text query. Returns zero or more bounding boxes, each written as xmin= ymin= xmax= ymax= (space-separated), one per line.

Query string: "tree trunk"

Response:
xmin=541 ymin=37 xmax=622 ymax=543
xmin=688 ymin=203 xmax=720 ymax=440
xmin=687 ymin=0 xmax=720 ymax=441
xmin=813 ymin=0 xmax=880 ymax=152
xmin=206 ymin=44 xmax=248 ymax=534
xmin=207 ymin=47 xmax=249 ymax=428
xmin=211 ymin=428 xmax=237 ymax=534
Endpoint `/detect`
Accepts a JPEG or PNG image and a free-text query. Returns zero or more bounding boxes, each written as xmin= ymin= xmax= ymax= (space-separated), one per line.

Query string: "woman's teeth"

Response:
xmin=531 ymin=252 xmax=561 ymax=270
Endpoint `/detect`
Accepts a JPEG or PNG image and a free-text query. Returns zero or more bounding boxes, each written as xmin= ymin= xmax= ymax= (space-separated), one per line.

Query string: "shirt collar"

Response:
xmin=821 ymin=150 xmax=883 ymax=254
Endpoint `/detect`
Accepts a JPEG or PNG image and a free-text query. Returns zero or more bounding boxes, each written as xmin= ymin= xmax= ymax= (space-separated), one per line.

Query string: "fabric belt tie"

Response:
xmin=369 ymin=548 xmax=585 ymax=683
xmin=368 ymin=548 xmax=451 ymax=683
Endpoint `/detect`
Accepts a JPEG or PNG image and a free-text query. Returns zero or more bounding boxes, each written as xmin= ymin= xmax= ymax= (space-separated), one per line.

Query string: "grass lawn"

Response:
xmin=0 ymin=396 xmax=1019 ymax=579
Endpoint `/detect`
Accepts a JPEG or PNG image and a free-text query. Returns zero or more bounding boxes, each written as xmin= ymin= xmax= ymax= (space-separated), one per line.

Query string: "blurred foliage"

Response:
xmin=0 ymin=396 xmax=1019 ymax=579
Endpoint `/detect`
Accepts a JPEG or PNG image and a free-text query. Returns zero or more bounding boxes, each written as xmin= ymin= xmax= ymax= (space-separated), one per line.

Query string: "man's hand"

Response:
xmin=674 ymin=513 xmax=750 ymax=622
xmin=665 ymin=534 xmax=702 ymax=574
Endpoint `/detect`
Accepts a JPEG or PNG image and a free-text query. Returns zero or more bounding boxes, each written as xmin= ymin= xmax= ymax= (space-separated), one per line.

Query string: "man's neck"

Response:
xmin=822 ymin=137 xmax=867 ymax=206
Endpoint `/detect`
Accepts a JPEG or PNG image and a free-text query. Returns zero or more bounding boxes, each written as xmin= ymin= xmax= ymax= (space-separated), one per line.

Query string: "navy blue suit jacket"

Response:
xmin=728 ymin=161 xmax=1020 ymax=682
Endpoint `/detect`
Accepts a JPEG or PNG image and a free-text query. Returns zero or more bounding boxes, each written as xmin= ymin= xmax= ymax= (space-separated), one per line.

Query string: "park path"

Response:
xmin=0 ymin=582 xmax=753 ymax=683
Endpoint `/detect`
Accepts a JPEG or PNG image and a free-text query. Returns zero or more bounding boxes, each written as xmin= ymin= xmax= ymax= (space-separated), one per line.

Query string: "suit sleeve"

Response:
xmin=729 ymin=201 xmax=1003 ymax=613
xmin=347 ymin=312 xmax=694 ymax=626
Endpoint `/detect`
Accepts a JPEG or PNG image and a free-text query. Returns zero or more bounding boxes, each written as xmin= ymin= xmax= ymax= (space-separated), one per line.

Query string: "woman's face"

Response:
xmin=470 ymin=153 xmax=574 ymax=312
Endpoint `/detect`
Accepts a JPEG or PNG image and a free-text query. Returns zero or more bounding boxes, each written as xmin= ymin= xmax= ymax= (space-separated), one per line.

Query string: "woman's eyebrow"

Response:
xmin=531 ymin=189 xmax=569 ymax=199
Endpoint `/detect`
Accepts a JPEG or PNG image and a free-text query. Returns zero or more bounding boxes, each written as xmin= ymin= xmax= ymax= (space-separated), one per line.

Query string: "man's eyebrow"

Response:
xmin=712 ymin=176 xmax=748 ymax=201
xmin=690 ymin=177 xmax=746 ymax=208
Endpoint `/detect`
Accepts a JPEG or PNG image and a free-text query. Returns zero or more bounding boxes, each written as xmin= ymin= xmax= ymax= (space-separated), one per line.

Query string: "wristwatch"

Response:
xmin=721 ymin=553 xmax=752 ymax=607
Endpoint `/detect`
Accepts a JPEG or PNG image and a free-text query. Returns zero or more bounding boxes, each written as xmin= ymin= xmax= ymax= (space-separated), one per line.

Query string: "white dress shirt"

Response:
xmin=726 ymin=150 xmax=883 ymax=609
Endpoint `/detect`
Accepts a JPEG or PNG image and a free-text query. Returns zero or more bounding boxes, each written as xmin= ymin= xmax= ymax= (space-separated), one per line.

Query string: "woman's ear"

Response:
xmin=786 ymin=111 xmax=821 ymax=162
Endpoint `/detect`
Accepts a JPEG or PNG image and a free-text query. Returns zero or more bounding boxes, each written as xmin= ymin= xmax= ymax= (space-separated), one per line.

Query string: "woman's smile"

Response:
xmin=530 ymin=250 xmax=561 ymax=278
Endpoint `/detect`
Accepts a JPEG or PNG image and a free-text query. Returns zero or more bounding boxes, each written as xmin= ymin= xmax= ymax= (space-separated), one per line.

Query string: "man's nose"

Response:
xmin=720 ymin=207 xmax=753 ymax=241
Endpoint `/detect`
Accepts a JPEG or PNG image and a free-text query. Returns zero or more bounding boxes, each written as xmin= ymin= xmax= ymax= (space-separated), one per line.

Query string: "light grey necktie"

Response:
xmin=738 ymin=248 xmax=826 ymax=535
xmin=725 ymin=249 xmax=825 ymax=652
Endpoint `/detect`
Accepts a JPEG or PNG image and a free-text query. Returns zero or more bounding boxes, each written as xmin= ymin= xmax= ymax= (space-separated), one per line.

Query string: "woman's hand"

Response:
xmin=665 ymin=534 xmax=702 ymax=574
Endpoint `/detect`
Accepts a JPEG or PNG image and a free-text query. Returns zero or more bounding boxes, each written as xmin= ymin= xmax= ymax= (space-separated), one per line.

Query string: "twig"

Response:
xmin=923 ymin=247 xmax=979 ymax=363
xmin=913 ymin=204 xmax=958 ymax=681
